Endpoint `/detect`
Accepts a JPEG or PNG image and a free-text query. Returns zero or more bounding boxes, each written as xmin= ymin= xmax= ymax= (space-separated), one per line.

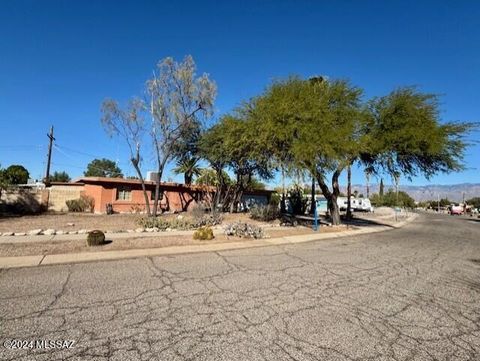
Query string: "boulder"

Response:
xmin=28 ymin=229 xmax=43 ymax=236
xmin=14 ymin=232 xmax=26 ymax=236
xmin=135 ymin=228 xmax=145 ymax=233
xmin=2 ymin=232 xmax=14 ymax=236
xmin=43 ymin=229 xmax=56 ymax=236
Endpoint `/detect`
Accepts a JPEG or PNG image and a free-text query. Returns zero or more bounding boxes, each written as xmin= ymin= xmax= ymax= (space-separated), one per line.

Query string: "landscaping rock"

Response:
xmin=152 ymin=227 xmax=159 ymax=232
xmin=43 ymin=229 xmax=56 ymax=236
xmin=78 ymin=229 xmax=87 ymax=234
xmin=28 ymin=229 xmax=43 ymax=236
xmin=56 ymin=230 xmax=65 ymax=235
xmin=146 ymin=228 xmax=154 ymax=233
xmin=2 ymin=232 xmax=14 ymax=236
xmin=126 ymin=229 xmax=134 ymax=233
xmin=165 ymin=228 xmax=172 ymax=232
xmin=135 ymin=228 xmax=145 ymax=233
xmin=68 ymin=231 xmax=78 ymax=235
xmin=14 ymin=232 xmax=27 ymax=236
xmin=177 ymin=215 xmax=184 ymax=220
xmin=67 ymin=222 xmax=75 ymax=227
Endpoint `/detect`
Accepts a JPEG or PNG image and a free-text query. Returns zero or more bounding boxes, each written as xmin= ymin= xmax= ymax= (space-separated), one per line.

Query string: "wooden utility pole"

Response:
xmin=44 ymin=126 xmax=55 ymax=185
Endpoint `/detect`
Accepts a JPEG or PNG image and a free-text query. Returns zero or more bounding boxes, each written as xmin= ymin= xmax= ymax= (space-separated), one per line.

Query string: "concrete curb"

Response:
xmin=0 ymin=213 xmax=418 ymax=269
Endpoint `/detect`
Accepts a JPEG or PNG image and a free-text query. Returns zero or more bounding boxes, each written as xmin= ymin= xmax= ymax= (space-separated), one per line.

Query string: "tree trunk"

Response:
xmin=310 ymin=176 xmax=316 ymax=215
xmin=281 ymin=167 xmax=286 ymax=213
xmin=315 ymin=168 xmax=342 ymax=226
xmin=131 ymin=144 xmax=150 ymax=216
xmin=365 ymin=171 xmax=370 ymax=199
xmin=152 ymin=164 xmax=166 ymax=217
xmin=346 ymin=165 xmax=352 ymax=219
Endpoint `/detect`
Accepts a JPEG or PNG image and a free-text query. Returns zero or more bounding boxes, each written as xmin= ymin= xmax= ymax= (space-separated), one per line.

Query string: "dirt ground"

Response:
xmin=0 ymin=212 xmax=270 ymax=233
xmin=0 ymin=224 xmax=347 ymax=257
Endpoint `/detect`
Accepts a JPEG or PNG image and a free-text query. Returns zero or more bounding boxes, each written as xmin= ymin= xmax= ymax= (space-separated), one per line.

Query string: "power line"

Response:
xmin=53 ymin=143 xmax=131 ymax=166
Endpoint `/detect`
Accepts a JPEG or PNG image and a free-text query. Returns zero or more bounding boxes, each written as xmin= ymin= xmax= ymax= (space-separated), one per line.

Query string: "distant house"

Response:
xmin=47 ymin=177 xmax=274 ymax=214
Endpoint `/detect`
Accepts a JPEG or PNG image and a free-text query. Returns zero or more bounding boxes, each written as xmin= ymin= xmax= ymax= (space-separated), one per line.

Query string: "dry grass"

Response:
xmin=0 ymin=212 xmax=179 ymax=233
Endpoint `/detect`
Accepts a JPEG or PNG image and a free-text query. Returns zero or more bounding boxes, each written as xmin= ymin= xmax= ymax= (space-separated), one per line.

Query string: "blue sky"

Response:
xmin=0 ymin=0 xmax=478 ymax=188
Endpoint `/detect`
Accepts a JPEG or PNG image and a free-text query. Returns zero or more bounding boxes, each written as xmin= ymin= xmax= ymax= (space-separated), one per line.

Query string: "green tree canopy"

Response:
xmin=199 ymin=113 xmax=275 ymax=212
xmin=195 ymin=168 xmax=232 ymax=187
xmin=50 ymin=171 xmax=71 ymax=182
xmin=466 ymin=197 xmax=480 ymax=209
xmin=363 ymin=87 xmax=474 ymax=179
xmin=1 ymin=164 xmax=30 ymax=185
xmin=84 ymin=158 xmax=123 ymax=178
xmin=252 ymin=77 xmax=364 ymax=224
xmin=370 ymin=190 xmax=415 ymax=208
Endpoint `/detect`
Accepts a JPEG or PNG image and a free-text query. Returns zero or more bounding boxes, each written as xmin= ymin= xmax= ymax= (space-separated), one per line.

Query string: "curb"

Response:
xmin=0 ymin=213 xmax=418 ymax=269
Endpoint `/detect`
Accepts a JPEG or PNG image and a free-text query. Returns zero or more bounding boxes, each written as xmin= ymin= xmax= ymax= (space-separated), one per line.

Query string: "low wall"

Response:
xmin=47 ymin=185 xmax=84 ymax=212
xmin=0 ymin=188 xmax=48 ymax=214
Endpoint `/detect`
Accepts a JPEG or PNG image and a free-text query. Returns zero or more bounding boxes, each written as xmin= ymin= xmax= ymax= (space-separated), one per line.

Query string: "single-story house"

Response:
xmin=47 ymin=177 xmax=274 ymax=214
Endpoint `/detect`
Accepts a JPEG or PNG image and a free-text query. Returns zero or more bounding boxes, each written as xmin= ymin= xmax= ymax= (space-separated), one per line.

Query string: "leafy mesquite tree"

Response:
xmin=252 ymin=77 xmax=364 ymax=224
xmin=84 ymin=158 xmax=123 ymax=178
xmin=148 ymin=56 xmax=216 ymax=216
xmin=199 ymin=114 xmax=274 ymax=213
xmin=362 ymin=87 xmax=474 ymax=183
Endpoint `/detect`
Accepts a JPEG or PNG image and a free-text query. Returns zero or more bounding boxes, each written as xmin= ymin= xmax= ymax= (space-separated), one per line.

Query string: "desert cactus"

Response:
xmin=193 ymin=226 xmax=214 ymax=240
xmin=86 ymin=230 xmax=105 ymax=246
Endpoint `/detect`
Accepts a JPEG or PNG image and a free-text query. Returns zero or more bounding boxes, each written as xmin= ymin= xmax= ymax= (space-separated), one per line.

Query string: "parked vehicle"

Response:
xmin=449 ymin=204 xmax=464 ymax=215
xmin=337 ymin=197 xmax=374 ymax=212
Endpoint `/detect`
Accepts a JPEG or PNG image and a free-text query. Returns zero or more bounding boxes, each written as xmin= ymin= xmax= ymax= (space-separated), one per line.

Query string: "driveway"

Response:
xmin=1 ymin=213 xmax=479 ymax=360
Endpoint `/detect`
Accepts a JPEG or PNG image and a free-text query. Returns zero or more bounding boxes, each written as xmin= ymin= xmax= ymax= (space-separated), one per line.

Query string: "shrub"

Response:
xmin=289 ymin=186 xmax=307 ymax=215
xmin=66 ymin=195 xmax=95 ymax=213
xmin=250 ymin=205 xmax=279 ymax=222
xmin=190 ymin=203 xmax=207 ymax=219
xmin=136 ymin=213 xmax=222 ymax=230
xmin=269 ymin=193 xmax=281 ymax=208
xmin=195 ymin=213 xmax=223 ymax=227
xmin=87 ymin=230 xmax=105 ymax=246
xmin=136 ymin=216 xmax=195 ymax=230
xmin=224 ymin=222 xmax=264 ymax=239
xmin=193 ymin=226 xmax=214 ymax=240
xmin=66 ymin=199 xmax=84 ymax=212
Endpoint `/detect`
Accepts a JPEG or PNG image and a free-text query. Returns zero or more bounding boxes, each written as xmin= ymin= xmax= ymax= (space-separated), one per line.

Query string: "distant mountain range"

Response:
xmin=343 ymin=183 xmax=480 ymax=202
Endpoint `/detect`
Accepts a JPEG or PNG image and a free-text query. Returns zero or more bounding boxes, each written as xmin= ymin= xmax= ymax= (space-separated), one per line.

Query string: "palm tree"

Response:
xmin=173 ymin=157 xmax=202 ymax=185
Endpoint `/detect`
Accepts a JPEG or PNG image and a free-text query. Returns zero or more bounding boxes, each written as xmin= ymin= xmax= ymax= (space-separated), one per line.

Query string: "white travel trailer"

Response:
xmin=337 ymin=197 xmax=374 ymax=212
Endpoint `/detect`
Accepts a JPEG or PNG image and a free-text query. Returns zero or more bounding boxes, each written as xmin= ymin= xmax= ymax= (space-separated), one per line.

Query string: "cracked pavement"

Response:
xmin=0 ymin=213 xmax=479 ymax=360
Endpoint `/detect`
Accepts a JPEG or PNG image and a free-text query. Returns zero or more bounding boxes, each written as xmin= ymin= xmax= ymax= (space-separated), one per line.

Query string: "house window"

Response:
xmin=116 ymin=186 xmax=132 ymax=201
xmin=151 ymin=190 xmax=164 ymax=201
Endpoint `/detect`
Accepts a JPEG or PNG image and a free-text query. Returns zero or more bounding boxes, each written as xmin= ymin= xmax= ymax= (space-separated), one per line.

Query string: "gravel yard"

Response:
xmin=0 ymin=212 xmax=268 ymax=233
xmin=0 ymin=225 xmax=345 ymax=257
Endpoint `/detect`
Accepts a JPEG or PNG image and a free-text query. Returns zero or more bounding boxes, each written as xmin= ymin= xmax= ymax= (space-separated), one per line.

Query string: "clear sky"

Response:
xmin=1 ymin=0 xmax=478 ymax=188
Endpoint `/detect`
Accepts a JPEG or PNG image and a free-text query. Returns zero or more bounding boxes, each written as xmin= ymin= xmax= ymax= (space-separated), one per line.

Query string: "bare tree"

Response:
xmin=101 ymin=98 xmax=151 ymax=215
xmin=147 ymin=56 xmax=216 ymax=216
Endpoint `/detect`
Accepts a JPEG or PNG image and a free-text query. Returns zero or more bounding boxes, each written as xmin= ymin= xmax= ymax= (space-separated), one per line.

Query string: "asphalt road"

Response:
xmin=1 ymin=213 xmax=479 ymax=361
